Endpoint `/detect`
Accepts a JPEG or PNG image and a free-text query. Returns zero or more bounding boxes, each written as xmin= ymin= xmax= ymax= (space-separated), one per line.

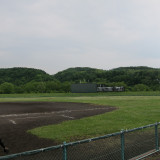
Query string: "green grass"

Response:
xmin=1 ymin=92 xmax=160 ymax=143
xmin=1 ymin=91 xmax=160 ymax=98
xmin=29 ymin=95 xmax=160 ymax=143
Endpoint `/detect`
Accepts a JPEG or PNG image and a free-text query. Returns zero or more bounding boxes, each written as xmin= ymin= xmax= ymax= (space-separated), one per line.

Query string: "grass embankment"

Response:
xmin=1 ymin=91 xmax=160 ymax=98
xmin=1 ymin=92 xmax=160 ymax=143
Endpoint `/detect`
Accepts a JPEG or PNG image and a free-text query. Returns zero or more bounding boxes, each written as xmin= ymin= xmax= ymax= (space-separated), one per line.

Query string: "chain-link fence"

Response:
xmin=1 ymin=122 xmax=160 ymax=160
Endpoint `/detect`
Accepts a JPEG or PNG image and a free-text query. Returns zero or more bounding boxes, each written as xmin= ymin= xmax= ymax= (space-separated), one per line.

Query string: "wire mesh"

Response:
xmin=0 ymin=147 xmax=63 ymax=160
xmin=1 ymin=123 xmax=160 ymax=160
xmin=67 ymin=135 xmax=121 ymax=160
xmin=125 ymin=126 xmax=155 ymax=159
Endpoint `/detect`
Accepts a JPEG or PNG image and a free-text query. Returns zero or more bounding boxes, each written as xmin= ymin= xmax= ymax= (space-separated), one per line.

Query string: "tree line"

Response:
xmin=0 ymin=81 xmax=71 ymax=94
xmin=53 ymin=66 xmax=160 ymax=92
xmin=0 ymin=66 xmax=160 ymax=93
xmin=0 ymin=68 xmax=71 ymax=93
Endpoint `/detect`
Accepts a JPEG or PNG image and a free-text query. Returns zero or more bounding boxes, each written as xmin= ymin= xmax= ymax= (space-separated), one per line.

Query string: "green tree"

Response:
xmin=0 ymin=82 xmax=14 ymax=94
xmin=14 ymin=86 xmax=25 ymax=93
xmin=45 ymin=81 xmax=61 ymax=93
xmin=61 ymin=82 xmax=71 ymax=92
xmin=133 ymin=84 xmax=151 ymax=91
xmin=25 ymin=82 xmax=46 ymax=93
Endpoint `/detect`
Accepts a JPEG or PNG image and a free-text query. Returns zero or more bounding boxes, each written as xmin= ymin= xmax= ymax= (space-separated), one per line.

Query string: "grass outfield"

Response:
xmin=1 ymin=92 xmax=160 ymax=143
xmin=1 ymin=91 xmax=160 ymax=98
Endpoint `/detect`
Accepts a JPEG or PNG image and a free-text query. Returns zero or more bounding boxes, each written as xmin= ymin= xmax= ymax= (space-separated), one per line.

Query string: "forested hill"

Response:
xmin=1 ymin=66 xmax=160 ymax=93
xmin=0 ymin=67 xmax=53 ymax=85
xmin=111 ymin=66 xmax=157 ymax=71
xmin=53 ymin=67 xmax=105 ymax=82
xmin=53 ymin=66 xmax=160 ymax=91
xmin=53 ymin=66 xmax=158 ymax=83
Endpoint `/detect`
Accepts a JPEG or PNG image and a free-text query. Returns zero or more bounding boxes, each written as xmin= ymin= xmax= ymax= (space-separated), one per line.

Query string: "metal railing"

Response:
xmin=1 ymin=122 xmax=160 ymax=160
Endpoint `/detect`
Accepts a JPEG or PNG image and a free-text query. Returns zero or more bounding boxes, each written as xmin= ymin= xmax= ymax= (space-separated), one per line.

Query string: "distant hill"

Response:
xmin=0 ymin=67 xmax=53 ymax=85
xmin=53 ymin=67 xmax=106 ymax=83
xmin=0 ymin=66 xmax=160 ymax=91
xmin=111 ymin=66 xmax=157 ymax=71
xmin=52 ymin=66 xmax=160 ymax=91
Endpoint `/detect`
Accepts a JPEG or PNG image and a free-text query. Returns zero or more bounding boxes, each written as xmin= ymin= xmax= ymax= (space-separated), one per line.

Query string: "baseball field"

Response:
xmin=1 ymin=92 xmax=160 ymax=157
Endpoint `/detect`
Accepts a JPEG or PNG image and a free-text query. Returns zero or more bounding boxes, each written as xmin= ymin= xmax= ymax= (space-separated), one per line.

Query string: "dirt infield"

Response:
xmin=0 ymin=102 xmax=115 ymax=155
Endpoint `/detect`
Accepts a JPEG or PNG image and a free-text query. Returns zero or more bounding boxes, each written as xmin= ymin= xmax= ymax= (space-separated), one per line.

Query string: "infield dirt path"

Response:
xmin=0 ymin=102 xmax=115 ymax=155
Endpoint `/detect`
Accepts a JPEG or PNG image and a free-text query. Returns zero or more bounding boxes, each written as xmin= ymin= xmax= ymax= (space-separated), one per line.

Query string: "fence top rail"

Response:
xmin=0 ymin=144 xmax=63 ymax=160
xmin=0 ymin=122 xmax=160 ymax=160
xmin=125 ymin=122 xmax=160 ymax=133
xmin=66 ymin=131 xmax=122 ymax=147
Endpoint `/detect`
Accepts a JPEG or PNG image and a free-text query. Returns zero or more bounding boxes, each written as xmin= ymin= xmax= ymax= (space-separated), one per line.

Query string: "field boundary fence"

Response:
xmin=1 ymin=122 xmax=160 ymax=160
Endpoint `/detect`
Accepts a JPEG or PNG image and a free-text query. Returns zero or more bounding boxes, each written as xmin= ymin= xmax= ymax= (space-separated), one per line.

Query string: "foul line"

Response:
xmin=9 ymin=120 xmax=16 ymax=125
xmin=60 ymin=115 xmax=74 ymax=119
xmin=0 ymin=108 xmax=110 ymax=118
xmin=15 ymin=115 xmax=53 ymax=120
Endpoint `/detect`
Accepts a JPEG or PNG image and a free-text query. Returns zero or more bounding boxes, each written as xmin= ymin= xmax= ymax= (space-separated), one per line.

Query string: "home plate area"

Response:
xmin=0 ymin=102 xmax=115 ymax=155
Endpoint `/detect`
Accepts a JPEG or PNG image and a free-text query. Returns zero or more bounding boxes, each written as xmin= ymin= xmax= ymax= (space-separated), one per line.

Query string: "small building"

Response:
xmin=97 ymin=87 xmax=114 ymax=92
xmin=71 ymin=83 xmax=97 ymax=93
xmin=114 ymin=86 xmax=125 ymax=92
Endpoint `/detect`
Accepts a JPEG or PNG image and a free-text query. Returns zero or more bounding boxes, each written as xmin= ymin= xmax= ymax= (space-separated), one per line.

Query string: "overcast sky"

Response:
xmin=1 ymin=0 xmax=160 ymax=74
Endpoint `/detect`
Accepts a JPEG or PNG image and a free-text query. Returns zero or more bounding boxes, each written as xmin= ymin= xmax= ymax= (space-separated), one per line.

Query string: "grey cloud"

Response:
xmin=0 ymin=0 xmax=160 ymax=74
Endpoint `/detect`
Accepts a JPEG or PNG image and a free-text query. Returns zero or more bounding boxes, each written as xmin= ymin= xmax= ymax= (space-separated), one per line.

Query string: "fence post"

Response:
xmin=63 ymin=141 xmax=67 ymax=160
xmin=121 ymin=130 xmax=125 ymax=160
xmin=155 ymin=122 xmax=159 ymax=151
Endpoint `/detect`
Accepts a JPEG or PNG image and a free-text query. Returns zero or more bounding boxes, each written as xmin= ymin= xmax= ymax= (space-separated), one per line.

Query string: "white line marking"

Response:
xmin=16 ymin=115 xmax=53 ymax=120
xmin=0 ymin=110 xmax=71 ymax=118
xmin=9 ymin=120 xmax=16 ymax=124
xmin=60 ymin=115 xmax=74 ymax=119
xmin=0 ymin=112 xmax=55 ymax=118
xmin=0 ymin=108 xmax=109 ymax=118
